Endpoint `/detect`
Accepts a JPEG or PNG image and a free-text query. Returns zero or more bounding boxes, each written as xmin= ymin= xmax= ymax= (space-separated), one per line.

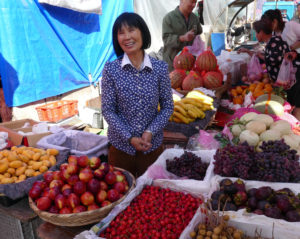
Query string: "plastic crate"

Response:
xmin=35 ymin=100 xmax=78 ymax=122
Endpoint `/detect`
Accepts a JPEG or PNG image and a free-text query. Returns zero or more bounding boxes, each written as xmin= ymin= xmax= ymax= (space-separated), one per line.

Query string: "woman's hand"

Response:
xmin=255 ymin=51 xmax=264 ymax=60
xmin=284 ymin=51 xmax=297 ymax=61
xmin=237 ymin=48 xmax=253 ymax=56
xmin=130 ymin=137 xmax=152 ymax=152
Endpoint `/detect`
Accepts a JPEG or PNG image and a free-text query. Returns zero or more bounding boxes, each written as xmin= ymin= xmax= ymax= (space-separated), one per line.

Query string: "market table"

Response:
xmin=37 ymin=222 xmax=92 ymax=239
xmin=0 ymin=197 xmax=43 ymax=239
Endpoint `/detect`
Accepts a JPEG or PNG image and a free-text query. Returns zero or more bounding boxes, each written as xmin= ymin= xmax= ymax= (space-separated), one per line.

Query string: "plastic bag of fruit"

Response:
xmin=145 ymin=148 xmax=216 ymax=197
xmin=275 ymin=58 xmax=297 ymax=90
xmin=37 ymin=130 xmax=108 ymax=158
xmin=247 ymin=55 xmax=263 ymax=82
xmin=75 ymin=178 xmax=203 ymax=239
xmin=206 ymin=175 xmax=300 ymax=239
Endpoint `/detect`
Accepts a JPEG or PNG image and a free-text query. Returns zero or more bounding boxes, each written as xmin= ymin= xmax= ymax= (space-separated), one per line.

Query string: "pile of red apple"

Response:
xmin=100 ymin=186 xmax=202 ymax=239
xmin=29 ymin=155 xmax=130 ymax=214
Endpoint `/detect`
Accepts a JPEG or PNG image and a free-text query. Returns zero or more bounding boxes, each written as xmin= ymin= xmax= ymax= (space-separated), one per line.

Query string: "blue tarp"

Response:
xmin=0 ymin=0 xmax=133 ymax=107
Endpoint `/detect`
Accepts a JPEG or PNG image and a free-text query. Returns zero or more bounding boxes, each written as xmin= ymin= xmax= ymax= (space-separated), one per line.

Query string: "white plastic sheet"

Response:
xmin=38 ymin=0 xmax=102 ymax=14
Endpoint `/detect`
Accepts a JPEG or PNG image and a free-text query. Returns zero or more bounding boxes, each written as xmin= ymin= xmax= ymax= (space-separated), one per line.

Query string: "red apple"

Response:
xmin=94 ymin=169 xmax=105 ymax=180
xmin=99 ymin=181 xmax=108 ymax=191
xmin=80 ymin=192 xmax=95 ymax=206
xmin=68 ymin=174 xmax=79 ymax=186
xmin=88 ymin=204 xmax=100 ymax=211
xmin=48 ymin=205 xmax=59 ymax=214
xmin=99 ymin=162 xmax=109 ymax=174
xmin=52 ymin=171 xmax=61 ymax=180
xmin=42 ymin=187 xmax=51 ymax=198
xmin=89 ymin=157 xmax=101 ymax=169
xmin=29 ymin=186 xmax=42 ymax=200
xmin=60 ymin=163 xmax=68 ymax=171
xmin=87 ymin=179 xmax=100 ymax=195
xmin=113 ymin=182 xmax=125 ymax=194
xmin=48 ymin=186 xmax=60 ymax=200
xmin=60 ymin=169 xmax=71 ymax=182
xmin=49 ymin=179 xmax=64 ymax=189
xmin=73 ymin=181 xmax=86 ymax=195
xmin=101 ymin=200 xmax=112 ymax=207
xmin=59 ymin=207 xmax=72 ymax=214
xmin=79 ymin=168 xmax=93 ymax=183
xmin=107 ymin=189 xmax=119 ymax=202
xmin=73 ymin=205 xmax=87 ymax=213
xmin=114 ymin=171 xmax=126 ymax=183
xmin=105 ymin=172 xmax=116 ymax=185
xmin=36 ymin=197 xmax=52 ymax=211
xmin=55 ymin=194 xmax=66 ymax=209
xmin=33 ymin=181 xmax=47 ymax=190
xmin=62 ymin=184 xmax=72 ymax=197
xmin=43 ymin=171 xmax=54 ymax=184
xmin=77 ymin=155 xmax=89 ymax=168
xmin=68 ymin=155 xmax=78 ymax=165
xmin=66 ymin=163 xmax=78 ymax=175
xmin=96 ymin=190 xmax=107 ymax=203
xmin=67 ymin=193 xmax=80 ymax=209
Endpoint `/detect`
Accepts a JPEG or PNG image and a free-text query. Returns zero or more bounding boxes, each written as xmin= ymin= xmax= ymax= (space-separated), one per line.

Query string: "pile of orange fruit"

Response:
xmin=230 ymin=82 xmax=273 ymax=105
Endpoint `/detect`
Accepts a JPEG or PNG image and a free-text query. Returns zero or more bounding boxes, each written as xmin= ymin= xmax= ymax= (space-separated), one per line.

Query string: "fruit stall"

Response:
xmin=0 ymin=46 xmax=300 ymax=239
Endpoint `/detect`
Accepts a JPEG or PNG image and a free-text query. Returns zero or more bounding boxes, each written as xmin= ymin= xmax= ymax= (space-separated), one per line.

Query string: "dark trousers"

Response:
xmin=108 ymin=145 xmax=164 ymax=178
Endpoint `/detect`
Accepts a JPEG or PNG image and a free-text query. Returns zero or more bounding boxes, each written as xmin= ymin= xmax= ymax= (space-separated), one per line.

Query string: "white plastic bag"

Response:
xmin=275 ymin=59 xmax=297 ymax=90
xmin=186 ymin=35 xmax=206 ymax=57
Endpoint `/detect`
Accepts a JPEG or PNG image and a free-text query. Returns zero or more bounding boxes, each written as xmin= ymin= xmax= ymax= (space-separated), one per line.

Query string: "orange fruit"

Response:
xmin=236 ymin=86 xmax=243 ymax=95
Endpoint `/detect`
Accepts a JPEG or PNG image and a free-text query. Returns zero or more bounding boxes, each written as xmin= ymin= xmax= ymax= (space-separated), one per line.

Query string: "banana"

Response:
xmin=186 ymin=90 xmax=214 ymax=103
xmin=172 ymin=117 xmax=182 ymax=123
xmin=174 ymin=105 xmax=188 ymax=117
xmin=173 ymin=112 xmax=193 ymax=124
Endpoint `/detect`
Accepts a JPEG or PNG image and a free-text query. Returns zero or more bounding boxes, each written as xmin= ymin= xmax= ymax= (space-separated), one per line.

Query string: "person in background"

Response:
xmin=197 ymin=1 xmax=204 ymax=25
xmin=253 ymin=18 xmax=300 ymax=120
xmin=162 ymin=0 xmax=202 ymax=72
xmin=0 ymin=76 xmax=12 ymax=122
xmin=101 ymin=13 xmax=174 ymax=177
xmin=291 ymin=3 xmax=300 ymax=23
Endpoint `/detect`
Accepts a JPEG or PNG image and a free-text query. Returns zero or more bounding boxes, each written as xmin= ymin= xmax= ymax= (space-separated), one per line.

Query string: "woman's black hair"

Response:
xmin=261 ymin=9 xmax=285 ymax=32
xmin=253 ymin=18 xmax=273 ymax=35
xmin=112 ymin=12 xmax=151 ymax=57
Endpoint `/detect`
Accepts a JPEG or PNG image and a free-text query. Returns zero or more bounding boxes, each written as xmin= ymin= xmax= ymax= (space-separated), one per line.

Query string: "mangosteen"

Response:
xmin=211 ymin=190 xmax=229 ymax=204
xmin=233 ymin=178 xmax=246 ymax=192
xmin=247 ymin=197 xmax=258 ymax=210
xmin=257 ymin=200 xmax=271 ymax=211
xmin=264 ymin=207 xmax=282 ymax=219
xmin=255 ymin=186 xmax=273 ymax=200
xmin=219 ymin=178 xmax=233 ymax=190
xmin=247 ymin=188 xmax=257 ymax=198
xmin=233 ymin=191 xmax=248 ymax=206
xmin=286 ymin=210 xmax=300 ymax=222
xmin=276 ymin=195 xmax=293 ymax=213
xmin=223 ymin=184 xmax=238 ymax=196
xmin=253 ymin=209 xmax=264 ymax=215
xmin=224 ymin=202 xmax=237 ymax=211
xmin=211 ymin=199 xmax=221 ymax=211
xmin=275 ymin=188 xmax=295 ymax=197
xmin=238 ymin=205 xmax=246 ymax=210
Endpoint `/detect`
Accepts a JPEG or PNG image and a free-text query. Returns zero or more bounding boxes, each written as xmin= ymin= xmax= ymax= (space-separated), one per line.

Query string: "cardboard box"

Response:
xmin=0 ymin=119 xmax=51 ymax=147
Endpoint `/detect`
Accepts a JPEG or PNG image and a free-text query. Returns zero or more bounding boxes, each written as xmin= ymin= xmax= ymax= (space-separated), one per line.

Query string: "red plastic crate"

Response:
xmin=35 ymin=100 xmax=78 ymax=122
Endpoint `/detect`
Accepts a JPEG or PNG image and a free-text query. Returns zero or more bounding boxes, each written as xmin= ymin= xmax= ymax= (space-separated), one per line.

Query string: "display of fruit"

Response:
xmin=182 ymin=70 xmax=203 ymax=91
xmin=173 ymin=47 xmax=195 ymax=71
xmin=169 ymin=69 xmax=187 ymax=89
xmin=29 ymin=155 xmax=131 ymax=214
xmin=210 ymin=178 xmax=300 ymax=222
xmin=99 ymin=186 xmax=201 ymax=238
xmin=195 ymin=50 xmax=218 ymax=72
xmin=166 ymin=151 xmax=209 ymax=180
xmin=213 ymin=140 xmax=300 ymax=182
xmin=169 ymin=90 xmax=214 ymax=124
xmin=203 ymin=71 xmax=223 ymax=89
xmin=0 ymin=146 xmax=59 ymax=184
xmin=229 ymin=113 xmax=300 ymax=154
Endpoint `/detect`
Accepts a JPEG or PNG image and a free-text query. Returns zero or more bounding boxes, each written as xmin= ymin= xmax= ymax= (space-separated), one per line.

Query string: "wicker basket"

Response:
xmin=29 ymin=168 xmax=135 ymax=227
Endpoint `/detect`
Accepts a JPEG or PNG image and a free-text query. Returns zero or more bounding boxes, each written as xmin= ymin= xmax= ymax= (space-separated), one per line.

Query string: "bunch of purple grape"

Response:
xmin=250 ymin=140 xmax=300 ymax=182
xmin=166 ymin=151 xmax=209 ymax=180
xmin=213 ymin=142 xmax=256 ymax=179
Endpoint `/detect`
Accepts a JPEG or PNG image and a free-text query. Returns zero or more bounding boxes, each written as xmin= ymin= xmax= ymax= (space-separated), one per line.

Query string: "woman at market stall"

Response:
xmin=252 ymin=18 xmax=300 ymax=120
xmin=101 ymin=12 xmax=174 ymax=177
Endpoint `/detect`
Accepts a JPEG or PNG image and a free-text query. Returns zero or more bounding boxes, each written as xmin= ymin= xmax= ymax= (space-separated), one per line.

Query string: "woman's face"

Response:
xmin=117 ymin=24 xmax=143 ymax=56
xmin=256 ymin=30 xmax=264 ymax=42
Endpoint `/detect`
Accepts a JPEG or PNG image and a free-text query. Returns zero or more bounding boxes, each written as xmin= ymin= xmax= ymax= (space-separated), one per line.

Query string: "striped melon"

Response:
xmin=173 ymin=47 xmax=195 ymax=71
xmin=182 ymin=71 xmax=203 ymax=91
xmin=169 ymin=69 xmax=187 ymax=89
xmin=203 ymin=71 xmax=223 ymax=89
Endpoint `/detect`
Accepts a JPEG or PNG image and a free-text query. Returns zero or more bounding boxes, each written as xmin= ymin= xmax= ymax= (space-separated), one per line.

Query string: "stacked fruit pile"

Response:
xmin=210 ymin=178 xmax=300 ymax=222
xmin=170 ymin=48 xmax=223 ymax=91
xmin=213 ymin=140 xmax=300 ymax=182
xmin=29 ymin=155 xmax=130 ymax=214
xmin=99 ymin=186 xmax=201 ymax=238
xmin=0 ymin=146 xmax=59 ymax=184
xmin=169 ymin=90 xmax=214 ymax=124
xmin=166 ymin=151 xmax=209 ymax=180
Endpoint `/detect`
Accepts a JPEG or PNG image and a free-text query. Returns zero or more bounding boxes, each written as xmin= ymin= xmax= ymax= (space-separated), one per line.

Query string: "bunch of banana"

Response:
xmin=169 ymin=90 xmax=214 ymax=124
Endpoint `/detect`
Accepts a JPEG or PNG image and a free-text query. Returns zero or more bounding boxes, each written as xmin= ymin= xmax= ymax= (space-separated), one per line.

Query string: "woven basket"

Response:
xmin=29 ymin=167 xmax=135 ymax=227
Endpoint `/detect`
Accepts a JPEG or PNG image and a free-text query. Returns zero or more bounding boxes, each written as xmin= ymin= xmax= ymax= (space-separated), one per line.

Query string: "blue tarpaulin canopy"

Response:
xmin=0 ymin=0 xmax=133 ymax=107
